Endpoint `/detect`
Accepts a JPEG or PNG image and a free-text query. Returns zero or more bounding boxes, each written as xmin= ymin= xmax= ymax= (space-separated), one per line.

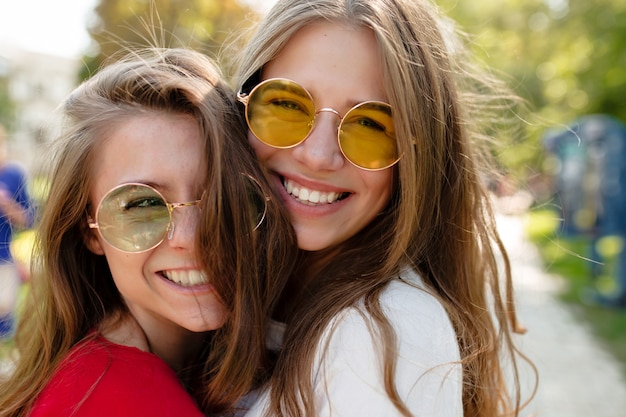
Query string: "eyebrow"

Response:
xmin=358 ymin=102 xmax=392 ymax=116
xmin=260 ymin=79 xmax=393 ymax=116
xmin=260 ymin=79 xmax=311 ymax=101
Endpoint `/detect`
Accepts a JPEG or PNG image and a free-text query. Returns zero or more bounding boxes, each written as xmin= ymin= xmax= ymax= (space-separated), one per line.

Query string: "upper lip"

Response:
xmin=160 ymin=268 xmax=208 ymax=287
xmin=275 ymin=170 xmax=349 ymax=195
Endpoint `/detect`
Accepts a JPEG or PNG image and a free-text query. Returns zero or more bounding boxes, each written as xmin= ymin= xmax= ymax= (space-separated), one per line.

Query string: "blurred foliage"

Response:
xmin=78 ymin=0 xmax=626 ymax=184
xmin=0 ymin=76 xmax=14 ymax=131
xmin=79 ymin=0 xmax=258 ymax=80
xmin=440 ymin=0 xmax=626 ymax=183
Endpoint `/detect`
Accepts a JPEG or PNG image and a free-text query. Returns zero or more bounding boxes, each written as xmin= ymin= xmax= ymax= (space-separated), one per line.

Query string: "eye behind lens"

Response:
xmin=247 ymin=79 xmax=316 ymax=148
xmin=94 ymin=183 xmax=171 ymax=252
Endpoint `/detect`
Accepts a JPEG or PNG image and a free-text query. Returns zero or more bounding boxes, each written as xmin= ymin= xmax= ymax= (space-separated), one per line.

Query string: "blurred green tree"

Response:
xmin=0 ymin=58 xmax=14 ymax=130
xmin=0 ymin=77 xmax=14 ymax=131
xmin=80 ymin=0 xmax=626 ymax=185
xmin=439 ymin=0 xmax=626 ymax=183
xmin=80 ymin=0 xmax=257 ymax=80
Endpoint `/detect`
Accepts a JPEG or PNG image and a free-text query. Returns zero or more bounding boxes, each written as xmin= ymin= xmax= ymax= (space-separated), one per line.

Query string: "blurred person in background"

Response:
xmin=0 ymin=124 xmax=33 ymax=341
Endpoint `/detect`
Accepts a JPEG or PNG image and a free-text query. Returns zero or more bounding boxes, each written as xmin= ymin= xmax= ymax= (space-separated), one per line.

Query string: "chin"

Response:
xmin=180 ymin=306 xmax=230 ymax=333
xmin=184 ymin=316 xmax=228 ymax=333
xmin=295 ymin=229 xmax=344 ymax=252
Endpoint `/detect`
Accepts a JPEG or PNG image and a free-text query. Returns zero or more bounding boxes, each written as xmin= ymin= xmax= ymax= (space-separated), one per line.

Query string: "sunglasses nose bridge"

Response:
xmin=316 ymin=108 xmax=342 ymax=125
xmin=314 ymin=107 xmax=343 ymax=137
xmin=316 ymin=108 xmax=341 ymax=118
xmin=166 ymin=200 xmax=201 ymax=241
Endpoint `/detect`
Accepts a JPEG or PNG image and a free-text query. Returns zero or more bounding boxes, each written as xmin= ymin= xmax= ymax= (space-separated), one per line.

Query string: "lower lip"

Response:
xmin=272 ymin=174 xmax=348 ymax=218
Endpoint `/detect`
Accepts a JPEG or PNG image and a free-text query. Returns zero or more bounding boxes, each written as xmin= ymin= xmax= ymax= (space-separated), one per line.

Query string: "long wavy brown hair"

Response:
xmin=0 ymin=48 xmax=295 ymax=416
xmin=233 ymin=0 xmax=536 ymax=416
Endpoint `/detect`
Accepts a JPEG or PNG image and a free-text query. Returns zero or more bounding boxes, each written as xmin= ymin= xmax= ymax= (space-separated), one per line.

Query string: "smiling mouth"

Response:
xmin=161 ymin=270 xmax=208 ymax=287
xmin=282 ymin=178 xmax=349 ymax=205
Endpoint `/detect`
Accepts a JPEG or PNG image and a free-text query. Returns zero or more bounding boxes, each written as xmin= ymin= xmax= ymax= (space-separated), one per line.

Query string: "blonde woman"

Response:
xmin=233 ymin=0 xmax=534 ymax=416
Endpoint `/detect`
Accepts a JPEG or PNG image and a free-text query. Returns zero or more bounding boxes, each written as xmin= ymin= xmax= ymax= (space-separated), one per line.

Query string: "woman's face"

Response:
xmin=249 ymin=22 xmax=394 ymax=251
xmin=86 ymin=113 xmax=229 ymax=337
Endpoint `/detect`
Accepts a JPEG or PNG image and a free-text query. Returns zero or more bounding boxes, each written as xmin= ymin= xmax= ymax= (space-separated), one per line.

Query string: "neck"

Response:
xmin=100 ymin=314 xmax=206 ymax=372
xmin=148 ymin=328 xmax=206 ymax=372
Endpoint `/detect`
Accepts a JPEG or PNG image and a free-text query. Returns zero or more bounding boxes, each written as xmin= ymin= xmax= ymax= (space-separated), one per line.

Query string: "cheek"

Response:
xmin=248 ymin=131 xmax=275 ymax=163
xmin=104 ymin=250 xmax=147 ymax=286
xmin=364 ymin=169 xmax=394 ymax=202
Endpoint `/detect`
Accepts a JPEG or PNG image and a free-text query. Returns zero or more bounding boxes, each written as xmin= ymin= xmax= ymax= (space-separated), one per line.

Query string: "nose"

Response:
xmin=166 ymin=203 xmax=200 ymax=250
xmin=291 ymin=110 xmax=345 ymax=172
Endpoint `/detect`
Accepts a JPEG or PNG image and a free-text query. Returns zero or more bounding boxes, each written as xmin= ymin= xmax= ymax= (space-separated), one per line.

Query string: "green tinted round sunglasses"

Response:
xmin=87 ymin=179 xmax=267 ymax=253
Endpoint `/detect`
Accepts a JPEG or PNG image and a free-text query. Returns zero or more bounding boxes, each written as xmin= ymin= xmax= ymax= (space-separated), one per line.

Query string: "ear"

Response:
xmin=83 ymin=214 xmax=105 ymax=255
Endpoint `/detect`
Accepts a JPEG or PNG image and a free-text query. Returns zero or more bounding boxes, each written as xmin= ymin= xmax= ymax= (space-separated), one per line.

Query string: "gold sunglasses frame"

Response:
xmin=237 ymin=78 xmax=401 ymax=171
xmin=87 ymin=182 xmax=203 ymax=253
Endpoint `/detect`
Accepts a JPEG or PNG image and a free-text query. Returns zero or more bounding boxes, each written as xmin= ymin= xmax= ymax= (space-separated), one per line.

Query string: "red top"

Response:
xmin=30 ymin=335 xmax=205 ymax=417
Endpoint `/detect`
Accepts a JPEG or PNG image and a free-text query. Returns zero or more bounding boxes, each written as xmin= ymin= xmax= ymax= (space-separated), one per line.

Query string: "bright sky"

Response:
xmin=0 ymin=0 xmax=276 ymax=59
xmin=0 ymin=0 xmax=98 ymax=58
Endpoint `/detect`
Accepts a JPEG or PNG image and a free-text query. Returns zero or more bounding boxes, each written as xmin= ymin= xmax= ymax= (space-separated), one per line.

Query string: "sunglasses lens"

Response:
xmin=339 ymin=102 xmax=398 ymax=170
xmin=246 ymin=79 xmax=315 ymax=148
xmin=96 ymin=184 xmax=170 ymax=252
xmin=245 ymin=79 xmax=399 ymax=170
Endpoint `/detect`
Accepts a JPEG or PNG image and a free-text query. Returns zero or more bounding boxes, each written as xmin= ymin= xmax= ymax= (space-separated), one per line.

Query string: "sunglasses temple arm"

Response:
xmin=236 ymin=92 xmax=249 ymax=105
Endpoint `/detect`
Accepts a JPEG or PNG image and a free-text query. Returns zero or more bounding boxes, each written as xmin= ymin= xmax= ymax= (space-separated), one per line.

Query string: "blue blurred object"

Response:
xmin=544 ymin=114 xmax=626 ymax=235
xmin=0 ymin=313 xmax=14 ymax=340
xmin=543 ymin=114 xmax=626 ymax=307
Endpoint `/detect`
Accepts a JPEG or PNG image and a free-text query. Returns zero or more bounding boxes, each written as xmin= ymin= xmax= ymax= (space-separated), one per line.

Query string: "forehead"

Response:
xmin=90 ymin=112 xmax=205 ymax=200
xmin=263 ymin=21 xmax=387 ymax=105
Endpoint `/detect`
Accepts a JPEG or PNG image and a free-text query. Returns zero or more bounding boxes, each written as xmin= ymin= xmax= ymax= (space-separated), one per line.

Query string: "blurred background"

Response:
xmin=1 ymin=0 xmax=625 ymax=415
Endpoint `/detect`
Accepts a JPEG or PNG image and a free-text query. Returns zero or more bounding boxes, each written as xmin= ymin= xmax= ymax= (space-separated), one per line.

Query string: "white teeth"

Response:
xmin=283 ymin=179 xmax=342 ymax=204
xmin=163 ymin=270 xmax=208 ymax=287
xmin=309 ymin=190 xmax=320 ymax=203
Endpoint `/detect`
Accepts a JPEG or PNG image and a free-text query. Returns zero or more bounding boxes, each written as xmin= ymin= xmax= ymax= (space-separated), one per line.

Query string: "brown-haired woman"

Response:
xmin=0 ymin=48 xmax=294 ymax=416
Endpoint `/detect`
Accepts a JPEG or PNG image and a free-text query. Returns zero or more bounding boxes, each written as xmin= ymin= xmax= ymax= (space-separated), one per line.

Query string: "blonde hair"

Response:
xmin=0 ymin=48 xmax=295 ymax=416
xmin=234 ymin=0 xmax=534 ymax=416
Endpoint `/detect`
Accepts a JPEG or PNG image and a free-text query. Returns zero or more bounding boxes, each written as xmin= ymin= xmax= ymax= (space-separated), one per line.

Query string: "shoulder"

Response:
xmin=328 ymin=268 xmax=459 ymax=362
xmin=308 ymin=269 xmax=462 ymax=416
xmin=382 ymin=269 xmax=459 ymax=351
xmin=30 ymin=336 xmax=203 ymax=417
xmin=246 ymin=270 xmax=463 ymax=417
xmin=384 ymin=268 xmax=448 ymax=317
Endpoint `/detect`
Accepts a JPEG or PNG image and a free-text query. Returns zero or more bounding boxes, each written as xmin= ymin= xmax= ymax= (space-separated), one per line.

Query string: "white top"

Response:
xmin=244 ymin=268 xmax=463 ymax=417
